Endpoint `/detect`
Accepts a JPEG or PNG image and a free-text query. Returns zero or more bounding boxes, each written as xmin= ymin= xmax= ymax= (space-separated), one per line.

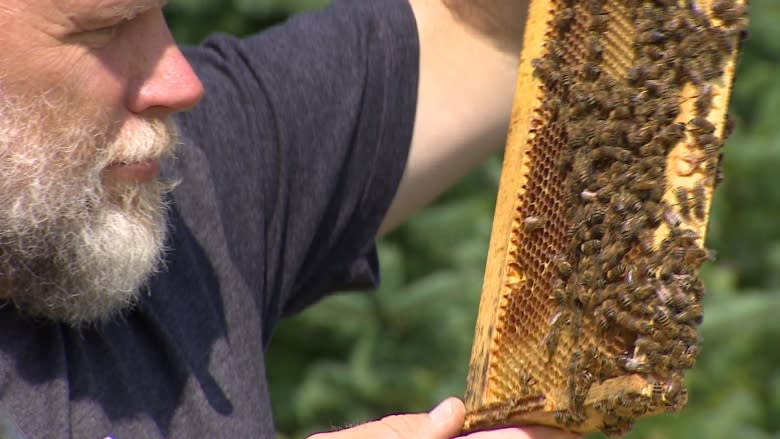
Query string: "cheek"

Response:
xmin=10 ymin=47 xmax=130 ymax=126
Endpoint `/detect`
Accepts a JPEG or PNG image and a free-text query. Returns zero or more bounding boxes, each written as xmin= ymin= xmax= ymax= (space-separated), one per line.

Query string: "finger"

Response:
xmin=307 ymin=397 xmax=466 ymax=439
xmin=459 ymin=426 xmax=582 ymax=438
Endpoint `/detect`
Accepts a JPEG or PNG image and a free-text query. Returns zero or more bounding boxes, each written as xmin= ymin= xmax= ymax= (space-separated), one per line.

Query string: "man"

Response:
xmin=0 ymin=0 xmax=579 ymax=437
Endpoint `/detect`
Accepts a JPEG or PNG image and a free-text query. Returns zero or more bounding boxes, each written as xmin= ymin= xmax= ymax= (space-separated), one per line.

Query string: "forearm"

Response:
xmin=378 ymin=0 xmax=528 ymax=236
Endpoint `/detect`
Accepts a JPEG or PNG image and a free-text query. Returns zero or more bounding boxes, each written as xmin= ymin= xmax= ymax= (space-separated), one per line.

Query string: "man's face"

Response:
xmin=0 ymin=0 xmax=204 ymax=325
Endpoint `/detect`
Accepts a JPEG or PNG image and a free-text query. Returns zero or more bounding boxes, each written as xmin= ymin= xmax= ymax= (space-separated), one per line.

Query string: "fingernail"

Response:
xmin=429 ymin=399 xmax=454 ymax=424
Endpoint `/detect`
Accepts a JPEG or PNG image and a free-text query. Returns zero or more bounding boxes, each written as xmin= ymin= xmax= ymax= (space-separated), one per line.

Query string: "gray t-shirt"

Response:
xmin=0 ymin=0 xmax=419 ymax=437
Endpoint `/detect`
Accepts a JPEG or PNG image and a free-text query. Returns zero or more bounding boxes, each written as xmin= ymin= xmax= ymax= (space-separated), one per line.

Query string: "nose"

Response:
xmin=126 ymin=14 xmax=204 ymax=116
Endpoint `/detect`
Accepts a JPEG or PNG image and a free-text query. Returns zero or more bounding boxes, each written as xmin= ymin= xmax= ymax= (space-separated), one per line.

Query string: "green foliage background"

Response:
xmin=166 ymin=1 xmax=780 ymax=438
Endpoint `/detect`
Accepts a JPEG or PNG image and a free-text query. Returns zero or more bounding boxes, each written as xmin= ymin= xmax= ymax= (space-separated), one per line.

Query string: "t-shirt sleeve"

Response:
xmin=173 ymin=0 xmax=419 ymax=320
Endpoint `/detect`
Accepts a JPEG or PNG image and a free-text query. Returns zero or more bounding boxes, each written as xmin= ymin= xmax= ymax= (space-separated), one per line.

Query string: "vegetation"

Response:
xmin=166 ymin=1 xmax=780 ymax=438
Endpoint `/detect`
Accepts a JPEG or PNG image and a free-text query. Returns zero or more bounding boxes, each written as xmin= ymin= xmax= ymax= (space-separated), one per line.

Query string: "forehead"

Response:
xmin=1 ymin=0 xmax=164 ymax=26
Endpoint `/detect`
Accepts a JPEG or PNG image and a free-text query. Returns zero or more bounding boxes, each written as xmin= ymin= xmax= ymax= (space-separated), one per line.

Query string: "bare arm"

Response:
xmin=378 ymin=0 xmax=529 ymax=236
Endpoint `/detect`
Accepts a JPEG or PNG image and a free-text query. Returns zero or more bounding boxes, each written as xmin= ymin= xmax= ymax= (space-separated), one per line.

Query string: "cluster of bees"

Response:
xmin=516 ymin=0 xmax=746 ymax=434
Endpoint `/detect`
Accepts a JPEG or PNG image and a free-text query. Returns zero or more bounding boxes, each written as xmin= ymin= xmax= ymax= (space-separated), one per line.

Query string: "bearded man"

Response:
xmin=0 ymin=0 xmax=578 ymax=438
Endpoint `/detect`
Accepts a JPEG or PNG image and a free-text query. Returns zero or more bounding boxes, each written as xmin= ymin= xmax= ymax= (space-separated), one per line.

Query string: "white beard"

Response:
xmin=0 ymin=93 xmax=177 ymax=326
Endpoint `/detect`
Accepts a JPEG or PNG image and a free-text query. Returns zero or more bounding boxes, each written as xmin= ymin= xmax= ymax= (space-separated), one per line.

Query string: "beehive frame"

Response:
xmin=463 ymin=0 xmax=746 ymax=435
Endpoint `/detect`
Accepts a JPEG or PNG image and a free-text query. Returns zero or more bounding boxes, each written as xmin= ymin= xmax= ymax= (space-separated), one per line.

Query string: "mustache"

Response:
xmin=101 ymin=118 xmax=178 ymax=168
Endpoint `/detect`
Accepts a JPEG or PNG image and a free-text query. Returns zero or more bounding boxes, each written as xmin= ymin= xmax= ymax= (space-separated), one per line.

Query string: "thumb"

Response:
xmin=428 ymin=397 xmax=467 ymax=435
xmin=307 ymin=397 xmax=466 ymax=439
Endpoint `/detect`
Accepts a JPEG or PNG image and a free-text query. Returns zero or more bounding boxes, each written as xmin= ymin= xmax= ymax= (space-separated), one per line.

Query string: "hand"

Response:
xmin=306 ymin=397 xmax=582 ymax=439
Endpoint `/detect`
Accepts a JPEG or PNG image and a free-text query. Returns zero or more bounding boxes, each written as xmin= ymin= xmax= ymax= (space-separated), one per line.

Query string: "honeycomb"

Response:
xmin=463 ymin=0 xmax=747 ymax=436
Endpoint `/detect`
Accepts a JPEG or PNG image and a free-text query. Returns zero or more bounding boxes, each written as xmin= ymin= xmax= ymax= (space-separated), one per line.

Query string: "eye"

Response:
xmin=72 ymin=22 xmax=124 ymax=48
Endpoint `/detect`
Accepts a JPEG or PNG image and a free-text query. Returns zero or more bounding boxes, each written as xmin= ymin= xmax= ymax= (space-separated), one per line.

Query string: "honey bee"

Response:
xmin=531 ymin=57 xmax=556 ymax=80
xmin=594 ymin=146 xmax=634 ymax=163
xmin=645 ymin=79 xmax=669 ymax=97
xmin=675 ymin=303 xmax=704 ymax=324
xmin=662 ymin=380 xmax=684 ymax=405
xmin=584 ymin=61 xmax=602 ymax=81
xmin=632 ymin=284 xmax=655 ymax=301
xmin=674 ymin=187 xmax=691 ymax=219
xmin=613 ymin=193 xmax=643 ymax=215
xmin=633 ymin=100 xmax=658 ymax=121
xmin=618 ymin=216 xmax=644 ymax=242
xmin=543 ymin=310 xmax=567 ymax=354
xmin=657 ymin=97 xmax=682 ymax=120
xmin=594 ymin=311 xmax=610 ymax=333
xmin=519 ymin=370 xmax=537 ymax=395
xmin=643 ymin=45 xmax=665 ymax=61
xmin=554 ymin=409 xmax=573 ymax=427
xmin=554 ymin=256 xmax=574 ymax=279
xmin=655 ymin=307 xmax=672 ymax=328
xmin=586 ymin=36 xmax=604 ymax=61
xmin=607 ymin=264 xmax=628 ymax=282
xmin=657 ymin=122 xmax=686 ymax=147
xmin=664 ymin=206 xmax=682 ymax=227
xmin=541 ymin=96 xmax=562 ymax=119
xmin=601 ymin=241 xmax=628 ymax=267
xmin=595 ymin=126 xmax=620 ymax=146
xmin=587 ymin=206 xmax=608 ymax=225
xmin=626 ymin=65 xmax=647 ymax=86
xmin=552 ymin=7 xmax=576 ymax=33
xmin=666 ymin=288 xmax=692 ymax=311
xmin=724 ymin=114 xmax=736 ymax=138
xmin=694 ymin=84 xmax=714 ymax=116
xmin=589 ymin=14 xmax=609 ymax=33
xmin=645 ymin=61 xmax=667 ymax=81
xmin=557 ymin=147 xmax=576 ymax=174
xmin=645 ymin=200 xmax=663 ymax=225
xmin=566 ymin=122 xmax=592 ymax=150
xmin=555 ymin=69 xmax=574 ymax=88
xmin=712 ymin=0 xmax=747 ymax=26
xmin=677 ymin=352 xmax=696 ymax=369
xmin=610 ymin=104 xmax=633 ymax=120
xmin=638 ymin=231 xmax=656 ymax=254
xmin=622 ymin=355 xmax=652 ymax=373
xmin=651 ymin=382 xmax=664 ymax=404
xmin=703 ymin=141 xmax=722 ymax=162
xmin=523 ymin=215 xmax=547 ymax=232
xmin=694 ymin=134 xmax=719 ymax=145
xmin=569 ymin=98 xmax=590 ymax=120
xmin=647 ymin=351 xmax=672 ymax=372
xmin=635 ymin=336 xmax=662 ymax=353
xmin=688 ymin=116 xmax=716 ymax=135
xmin=639 ymin=28 xmax=668 ymax=44
xmin=677 ymin=324 xmax=699 ymax=343
xmin=639 ymin=140 xmax=665 ymax=157
xmin=571 ymin=310 xmax=586 ymax=337
xmin=593 ymin=91 xmax=617 ymax=115
xmin=549 ymin=285 xmax=569 ymax=306
xmin=711 ymin=26 xmax=738 ymax=54
xmin=685 ymin=246 xmax=712 ymax=267
xmin=601 ymin=297 xmax=619 ymax=318
xmin=618 ymin=291 xmax=633 ymax=309
xmin=580 ymin=239 xmax=602 ymax=256
xmin=627 ymin=125 xmax=656 ymax=149
xmin=545 ymin=40 xmax=566 ymax=63
xmin=692 ymin=182 xmax=707 ymax=220
xmin=632 ymin=314 xmax=654 ymax=334
xmin=662 ymin=11 xmax=686 ymax=33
